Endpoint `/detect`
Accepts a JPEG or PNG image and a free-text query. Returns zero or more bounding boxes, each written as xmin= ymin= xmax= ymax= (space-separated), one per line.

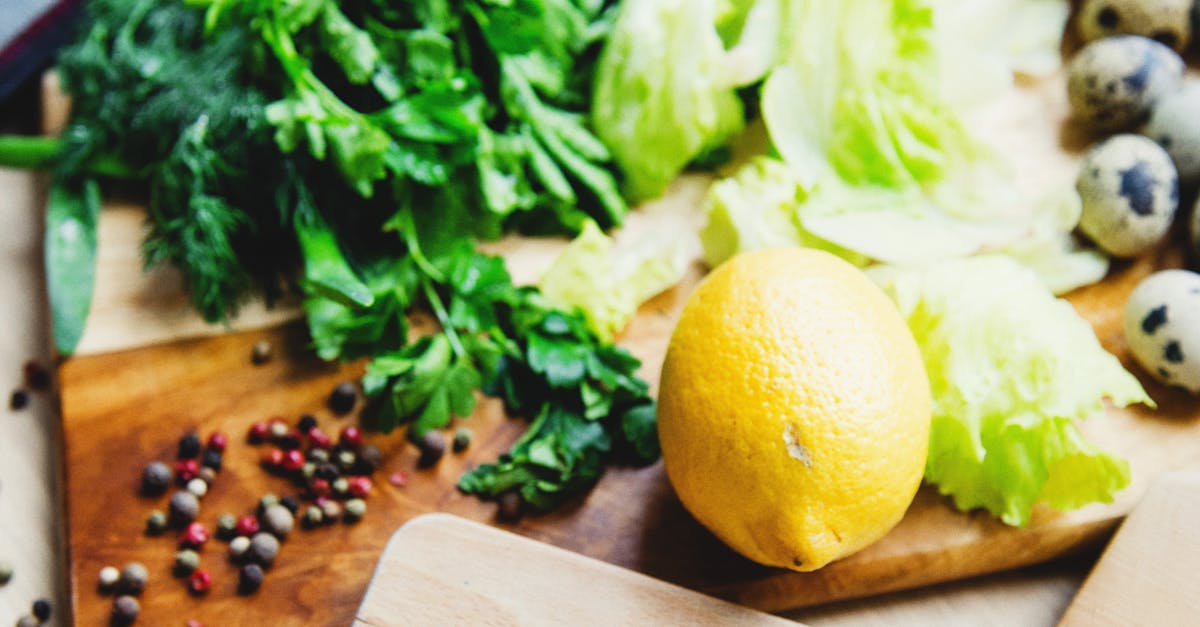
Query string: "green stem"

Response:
xmin=0 ymin=135 xmax=141 ymax=179
xmin=0 ymin=135 xmax=61 ymax=169
xmin=421 ymin=280 xmax=466 ymax=358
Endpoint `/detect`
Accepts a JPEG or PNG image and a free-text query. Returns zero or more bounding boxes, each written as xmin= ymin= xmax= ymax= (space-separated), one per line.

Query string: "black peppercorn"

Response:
xmin=9 ymin=389 xmax=28 ymax=410
xmin=140 ymin=462 xmax=171 ymax=496
xmin=31 ymin=599 xmax=51 ymax=622
xmin=177 ymin=432 xmax=202 ymax=459
xmin=297 ymin=414 xmax=317 ymax=434
xmin=497 ymin=491 xmax=523 ymax=522
xmin=327 ymin=381 xmax=357 ymax=414
xmin=239 ymin=563 xmax=264 ymax=594
xmin=416 ymin=431 xmax=446 ymax=468
xmin=355 ymin=444 xmax=384 ymax=474
xmin=201 ymin=449 xmax=223 ymax=471
xmin=279 ymin=495 xmax=299 ymax=514
xmin=315 ymin=463 xmax=340 ymax=482
xmin=112 ymin=595 xmax=140 ymax=624
xmin=119 ymin=562 xmax=148 ymax=595
xmin=168 ymin=491 xmax=200 ymax=526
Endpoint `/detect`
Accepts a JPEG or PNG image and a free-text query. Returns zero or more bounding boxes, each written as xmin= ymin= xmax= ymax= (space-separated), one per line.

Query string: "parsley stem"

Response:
xmin=421 ymin=280 xmax=466 ymax=358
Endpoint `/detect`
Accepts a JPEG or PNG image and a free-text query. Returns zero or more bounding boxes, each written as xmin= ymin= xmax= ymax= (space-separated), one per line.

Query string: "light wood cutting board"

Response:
xmin=353 ymin=513 xmax=799 ymax=626
xmin=46 ymin=65 xmax=1200 ymax=625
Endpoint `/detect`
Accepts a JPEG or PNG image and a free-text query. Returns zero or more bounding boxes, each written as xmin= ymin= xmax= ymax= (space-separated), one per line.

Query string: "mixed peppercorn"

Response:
xmin=95 ymin=379 xmax=469 ymax=623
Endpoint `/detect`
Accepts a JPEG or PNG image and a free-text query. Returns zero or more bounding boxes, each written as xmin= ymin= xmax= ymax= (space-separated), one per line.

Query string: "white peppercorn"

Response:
xmin=216 ymin=513 xmax=237 ymax=540
xmin=145 ymin=510 xmax=168 ymax=536
xmin=174 ymin=549 xmax=200 ymax=575
xmin=331 ymin=477 xmax=349 ymax=497
xmin=229 ymin=536 xmax=251 ymax=561
xmin=98 ymin=565 xmax=120 ymax=591
xmin=186 ymin=477 xmax=208 ymax=499
xmin=302 ymin=506 xmax=323 ymax=528
xmin=319 ymin=500 xmax=341 ymax=522
xmin=15 ymin=615 xmax=36 ymax=627
xmin=258 ymin=494 xmax=279 ymax=513
xmin=248 ymin=533 xmax=280 ymax=567
xmin=344 ymin=498 xmax=367 ymax=523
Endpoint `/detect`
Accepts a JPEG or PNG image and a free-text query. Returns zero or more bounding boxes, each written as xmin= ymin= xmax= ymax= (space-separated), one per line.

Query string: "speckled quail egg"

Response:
xmin=1077 ymin=134 xmax=1179 ymax=257
xmin=1077 ymin=0 xmax=1192 ymax=52
xmin=1124 ymin=269 xmax=1200 ymax=393
xmin=1067 ymin=35 xmax=1183 ymax=131
xmin=1144 ymin=81 xmax=1200 ymax=185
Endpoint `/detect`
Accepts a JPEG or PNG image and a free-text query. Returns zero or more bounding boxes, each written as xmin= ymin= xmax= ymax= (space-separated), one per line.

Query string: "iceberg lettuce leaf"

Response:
xmin=871 ymin=256 xmax=1151 ymax=526
xmin=540 ymin=220 xmax=690 ymax=341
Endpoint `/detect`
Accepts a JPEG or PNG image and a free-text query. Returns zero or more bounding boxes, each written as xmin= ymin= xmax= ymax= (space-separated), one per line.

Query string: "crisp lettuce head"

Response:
xmin=540 ymin=220 xmax=689 ymax=341
xmin=871 ymin=256 xmax=1151 ymax=526
xmin=591 ymin=0 xmax=783 ymax=200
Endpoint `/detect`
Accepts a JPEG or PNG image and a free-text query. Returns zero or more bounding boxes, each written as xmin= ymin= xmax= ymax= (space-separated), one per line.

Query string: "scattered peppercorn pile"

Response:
xmin=101 ymin=380 xmax=470 ymax=622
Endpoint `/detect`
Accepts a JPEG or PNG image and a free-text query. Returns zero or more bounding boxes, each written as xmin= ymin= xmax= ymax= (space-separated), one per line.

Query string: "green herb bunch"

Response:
xmin=0 ymin=0 xmax=659 ymax=510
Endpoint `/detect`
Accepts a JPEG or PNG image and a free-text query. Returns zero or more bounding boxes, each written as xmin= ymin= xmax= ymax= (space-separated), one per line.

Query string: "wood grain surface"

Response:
xmin=1058 ymin=472 xmax=1200 ymax=626
xmin=354 ymin=513 xmax=798 ymax=626
xmin=48 ymin=62 xmax=1200 ymax=626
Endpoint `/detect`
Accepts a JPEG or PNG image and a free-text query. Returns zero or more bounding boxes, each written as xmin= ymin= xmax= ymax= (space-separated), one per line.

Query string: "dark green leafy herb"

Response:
xmin=0 ymin=0 xmax=658 ymax=509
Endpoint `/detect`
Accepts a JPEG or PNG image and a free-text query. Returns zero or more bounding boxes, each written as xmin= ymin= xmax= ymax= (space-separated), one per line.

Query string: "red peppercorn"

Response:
xmin=206 ymin=431 xmax=228 ymax=452
xmin=186 ymin=620 xmax=204 ymax=627
xmin=235 ymin=515 xmax=259 ymax=537
xmin=348 ymin=476 xmax=373 ymax=498
xmin=309 ymin=478 xmax=331 ymax=498
xmin=261 ymin=448 xmax=284 ymax=469
xmin=281 ymin=449 xmax=305 ymax=472
xmin=388 ymin=472 xmax=408 ymax=487
xmin=308 ymin=427 xmax=333 ymax=450
xmin=175 ymin=459 xmax=200 ymax=483
xmin=188 ymin=569 xmax=212 ymax=594
xmin=248 ymin=421 xmax=269 ymax=443
xmin=340 ymin=426 xmax=363 ymax=450
xmin=180 ymin=522 xmax=210 ymax=547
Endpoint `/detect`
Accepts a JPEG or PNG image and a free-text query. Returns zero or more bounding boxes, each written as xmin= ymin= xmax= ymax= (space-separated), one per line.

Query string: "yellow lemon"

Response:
xmin=657 ymin=248 xmax=930 ymax=571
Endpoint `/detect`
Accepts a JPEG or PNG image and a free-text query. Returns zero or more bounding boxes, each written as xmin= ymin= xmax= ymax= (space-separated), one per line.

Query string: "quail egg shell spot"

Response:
xmin=1078 ymin=0 xmax=1192 ymax=51
xmin=1067 ymin=35 xmax=1184 ymax=130
xmin=1077 ymin=134 xmax=1179 ymax=257
xmin=1125 ymin=269 xmax=1200 ymax=393
xmin=1146 ymin=81 xmax=1200 ymax=184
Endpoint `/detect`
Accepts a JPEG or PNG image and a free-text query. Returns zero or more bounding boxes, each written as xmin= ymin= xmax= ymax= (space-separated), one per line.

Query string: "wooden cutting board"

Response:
xmin=48 ymin=68 xmax=1200 ymax=625
xmin=1058 ymin=472 xmax=1200 ymax=626
xmin=353 ymin=513 xmax=798 ymax=626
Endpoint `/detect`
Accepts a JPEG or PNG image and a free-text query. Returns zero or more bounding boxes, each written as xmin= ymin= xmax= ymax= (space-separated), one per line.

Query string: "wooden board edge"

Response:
xmin=708 ymin=516 xmax=1120 ymax=613
xmin=353 ymin=513 xmax=800 ymax=626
